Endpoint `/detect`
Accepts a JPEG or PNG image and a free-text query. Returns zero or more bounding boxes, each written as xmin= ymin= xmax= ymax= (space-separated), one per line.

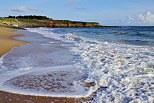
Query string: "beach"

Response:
xmin=0 ymin=27 xmax=87 ymax=103
xmin=1 ymin=0 xmax=154 ymax=102
xmin=0 ymin=27 xmax=28 ymax=56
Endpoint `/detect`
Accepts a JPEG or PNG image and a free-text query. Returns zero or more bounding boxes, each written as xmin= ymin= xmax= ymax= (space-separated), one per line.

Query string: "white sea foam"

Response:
xmin=71 ymin=40 xmax=154 ymax=102
xmin=0 ymin=56 xmax=3 ymax=64
xmin=26 ymin=28 xmax=154 ymax=102
xmin=26 ymin=28 xmax=65 ymax=42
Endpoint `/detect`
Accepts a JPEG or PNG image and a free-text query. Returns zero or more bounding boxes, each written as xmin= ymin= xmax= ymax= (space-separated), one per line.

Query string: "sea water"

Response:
xmin=0 ymin=27 xmax=154 ymax=103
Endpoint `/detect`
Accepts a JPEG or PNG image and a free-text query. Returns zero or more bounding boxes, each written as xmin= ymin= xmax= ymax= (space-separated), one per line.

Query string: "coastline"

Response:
xmin=0 ymin=27 xmax=28 ymax=56
xmin=0 ymin=27 xmax=87 ymax=103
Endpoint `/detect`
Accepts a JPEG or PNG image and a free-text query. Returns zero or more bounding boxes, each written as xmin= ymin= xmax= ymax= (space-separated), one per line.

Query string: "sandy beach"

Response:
xmin=0 ymin=27 xmax=28 ymax=56
xmin=0 ymin=27 xmax=86 ymax=103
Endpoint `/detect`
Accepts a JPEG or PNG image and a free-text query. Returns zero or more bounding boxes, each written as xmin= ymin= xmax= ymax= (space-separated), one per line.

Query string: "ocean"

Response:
xmin=0 ymin=26 xmax=154 ymax=102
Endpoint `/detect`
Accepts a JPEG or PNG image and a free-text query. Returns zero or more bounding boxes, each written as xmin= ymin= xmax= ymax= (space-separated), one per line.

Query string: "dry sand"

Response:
xmin=0 ymin=27 xmax=28 ymax=56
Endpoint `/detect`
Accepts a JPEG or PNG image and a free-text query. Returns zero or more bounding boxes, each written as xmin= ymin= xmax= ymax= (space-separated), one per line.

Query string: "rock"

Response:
xmin=84 ymin=82 xmax=96 ymax=87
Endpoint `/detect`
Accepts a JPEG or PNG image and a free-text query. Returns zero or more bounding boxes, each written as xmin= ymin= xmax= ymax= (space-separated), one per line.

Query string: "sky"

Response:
xmin=0 ymin=0 xmax=154 ymax=26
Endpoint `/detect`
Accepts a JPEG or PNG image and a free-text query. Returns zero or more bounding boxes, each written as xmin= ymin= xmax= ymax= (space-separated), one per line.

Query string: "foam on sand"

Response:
xmin=0 ymin=65 xmax=95 ymax=98
xmin=26 ymin=28 xmax=154 ymax=102
xmin=0 ymin=28 xmax=98 ymax=99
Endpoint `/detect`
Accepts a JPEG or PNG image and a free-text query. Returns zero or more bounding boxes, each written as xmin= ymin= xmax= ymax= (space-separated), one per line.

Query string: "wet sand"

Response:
xmin=0 ymin=27 xmax=28 ymax=56
xmin=0 ymin=90 xmax=84 ymax=103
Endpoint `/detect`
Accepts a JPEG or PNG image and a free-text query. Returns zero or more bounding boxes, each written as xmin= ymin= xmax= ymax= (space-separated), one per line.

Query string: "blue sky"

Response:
xmin=0 ymin=0 xmax=154 ymax=26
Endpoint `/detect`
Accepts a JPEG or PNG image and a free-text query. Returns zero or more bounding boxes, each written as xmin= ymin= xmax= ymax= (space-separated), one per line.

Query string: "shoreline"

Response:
xmin=0 ymin=90 xmax=84 ymax=103
xmin=0 ymin=27 xmax=87 ymax=103
xmin=0 ymin=26 xmax=153 ymax=102
xmin=0 ymin=27 xmax=29 ymax=56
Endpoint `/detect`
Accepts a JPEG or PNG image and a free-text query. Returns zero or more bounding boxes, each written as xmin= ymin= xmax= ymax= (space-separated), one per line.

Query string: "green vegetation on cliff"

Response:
xmin=7 ymin=15 xmax=51 ymax=20
xmin=0 ymin=15 xmax=101 ymax=28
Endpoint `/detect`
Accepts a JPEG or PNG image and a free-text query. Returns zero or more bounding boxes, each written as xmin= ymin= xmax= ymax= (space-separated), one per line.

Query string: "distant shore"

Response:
xmin=0 ymin=27 xmax=28 ymax=56
xmin=0 ymin=16 xmax=101 ymax=28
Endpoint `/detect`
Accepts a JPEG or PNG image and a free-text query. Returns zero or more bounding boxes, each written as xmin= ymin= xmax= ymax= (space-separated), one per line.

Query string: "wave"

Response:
xmin=27 ymin=28 xmax=154 ymax=102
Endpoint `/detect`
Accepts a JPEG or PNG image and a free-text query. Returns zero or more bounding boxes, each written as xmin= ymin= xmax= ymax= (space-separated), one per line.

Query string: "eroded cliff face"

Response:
xmin=0 ymin=18 xmax=101 ymax=28
xmin=17 ymin=21 xmax=100 ymax=27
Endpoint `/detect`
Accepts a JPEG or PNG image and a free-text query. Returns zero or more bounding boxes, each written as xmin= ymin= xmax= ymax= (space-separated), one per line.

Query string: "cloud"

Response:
xmin=65 ymin=0 xmax=79 ymax=6
xmin=128 ymin=12 xmax=154 ymax=25
xmin=9 ymin=6 xmax=39 ymax=12
xmin=138 ymin=12 xmax=154 ymax=25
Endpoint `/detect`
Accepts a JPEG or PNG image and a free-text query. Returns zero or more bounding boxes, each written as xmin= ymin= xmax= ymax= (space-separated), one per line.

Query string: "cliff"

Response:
xmin=0 ymin=16 xmax=101 ymax=28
